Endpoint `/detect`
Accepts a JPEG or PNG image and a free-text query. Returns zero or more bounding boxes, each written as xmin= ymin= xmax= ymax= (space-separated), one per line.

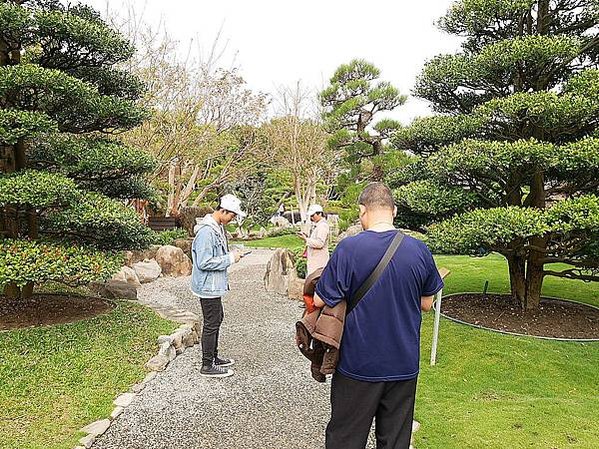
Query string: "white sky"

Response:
xmin=83 ymin=0 xmax=463 ymax=124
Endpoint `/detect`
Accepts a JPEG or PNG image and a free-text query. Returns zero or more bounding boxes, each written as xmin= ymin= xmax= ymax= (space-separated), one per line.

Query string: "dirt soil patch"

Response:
xmin=0 ymin=294 xmax=115 ymax=330
xmin=441 ymin=294 xmax=599 ymax=339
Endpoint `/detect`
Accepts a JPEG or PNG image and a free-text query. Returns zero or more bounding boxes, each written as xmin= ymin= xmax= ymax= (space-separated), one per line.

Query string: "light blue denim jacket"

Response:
xmin=191 ymin=215 xmax=233 ymax=298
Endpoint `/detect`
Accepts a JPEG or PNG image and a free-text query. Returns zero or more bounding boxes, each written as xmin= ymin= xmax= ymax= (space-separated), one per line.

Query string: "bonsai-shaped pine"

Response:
xmin=390 ymin=0 xmax=599 ymax=310
xmin=0 ymin=0 xmax=155 ymax=299
xmin=320 ymin=59 xmax=406 ymax=181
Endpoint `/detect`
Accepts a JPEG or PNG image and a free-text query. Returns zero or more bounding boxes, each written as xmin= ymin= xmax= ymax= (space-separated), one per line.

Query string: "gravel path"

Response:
xmin=92 ymin=249 xmax=335 ymax=449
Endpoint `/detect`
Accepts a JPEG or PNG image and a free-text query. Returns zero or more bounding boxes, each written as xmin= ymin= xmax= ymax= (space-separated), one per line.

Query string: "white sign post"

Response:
xmin=430 ymin=268 xmax=450 ymax=366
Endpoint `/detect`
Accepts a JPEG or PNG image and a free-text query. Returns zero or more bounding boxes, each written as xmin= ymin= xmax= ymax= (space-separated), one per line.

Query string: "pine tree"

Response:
xmin=320 ymin=59 xmax=406 ymax=181
xmin=0 ymin=0 xmax=154 ymax=299
xmin=391 ymin=0 xmax=599 ymax=310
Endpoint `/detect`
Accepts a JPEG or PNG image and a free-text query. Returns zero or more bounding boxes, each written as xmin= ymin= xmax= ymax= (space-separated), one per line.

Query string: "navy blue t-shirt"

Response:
xmin=315 ymin=230 xmax=444 ymax=382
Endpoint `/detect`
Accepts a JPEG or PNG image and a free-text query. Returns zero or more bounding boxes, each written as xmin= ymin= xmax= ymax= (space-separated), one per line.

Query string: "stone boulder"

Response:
xmin=124 ymin=245 xmax=161 ymax=267
xmin=155 ymin=245 xmax=192 ymax=277
xmin=337 ymin=224 xmax=363 ymax=241
xmin=269 ymin=216 xmax=291 ymax=228
xmin=90 ymin=280 xmax=138 ymax=300
xmin=264 ymin=249 xmax=297 ymax=296
xmin=231 ymin=227 xmax=248 ymax=240
xmin=288 ymin=275 xmax=304 ymax=301
xmin=133 ymin=259 xmax=162 ymax=283
xmin=173 ymin=238 xmax=193 ymax=259
xmin=111 ymin=266 xmax=141 ymax=288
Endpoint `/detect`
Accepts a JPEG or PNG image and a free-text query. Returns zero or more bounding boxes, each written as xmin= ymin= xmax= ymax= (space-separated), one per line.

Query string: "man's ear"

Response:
xmin=393 ymin=206 xmax=397 ymax=218
xmin=359 ymin=204 xmax=367 ymax=217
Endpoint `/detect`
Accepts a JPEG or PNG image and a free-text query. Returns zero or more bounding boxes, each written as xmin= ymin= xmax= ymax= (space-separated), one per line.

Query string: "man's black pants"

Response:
xmin=199 ymin=297 xmax=224 ymax=367
xmin=326 ymin=372 xmax=417 ymax=449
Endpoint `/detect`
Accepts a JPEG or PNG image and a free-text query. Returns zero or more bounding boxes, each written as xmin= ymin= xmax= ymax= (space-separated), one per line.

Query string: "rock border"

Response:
xmin=73 ymin=303 xmax=201 ymax=449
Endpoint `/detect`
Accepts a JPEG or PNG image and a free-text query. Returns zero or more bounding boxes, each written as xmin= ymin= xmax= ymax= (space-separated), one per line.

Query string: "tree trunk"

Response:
xmin=180 ymin=164 xmax=201 ymax=207
xmin=22 ymin=282 xmax=34 ymax=299
xmin=524 ymin=259 xmax=544 ymax=310
xmin=507 ymin=254 xmax=526 ymax=306
xmin=0 ymin=38 xmax=9 ymax=67
xmin=14 ymin=138 xmax=26 ymax=170
xmin=192 ymin=184 xmax=212 ymax=208
xmin=3 ymin=283 xmax=20 ymax=300
xmin=537 ymin=0 xmax=551 ymax=35
xmin=166 ymin=161 xmax=177 ymax=217
xmin=524 ymin=235 xmax=548 ymax=310
xmin=170 ymin=162 xmax=183 ymax=217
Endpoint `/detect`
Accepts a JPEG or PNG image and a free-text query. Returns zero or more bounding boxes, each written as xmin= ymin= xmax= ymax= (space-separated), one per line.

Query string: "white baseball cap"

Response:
xmin=220 ymin=194 xmax=246 ymax=219
xmin=307 ymin=204 xmax=324 ymax=217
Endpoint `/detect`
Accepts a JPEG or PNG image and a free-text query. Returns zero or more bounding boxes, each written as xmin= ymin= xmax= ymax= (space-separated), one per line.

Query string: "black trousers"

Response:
xmin=199 ymin=297 xmax=224 ymax=367
xmin=326 ymin=372 xmax=417 ymax=449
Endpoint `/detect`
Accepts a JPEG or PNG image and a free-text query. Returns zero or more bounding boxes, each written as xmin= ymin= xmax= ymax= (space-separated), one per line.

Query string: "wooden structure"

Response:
xmin=148 ymin=216 xmax=178 ymax=232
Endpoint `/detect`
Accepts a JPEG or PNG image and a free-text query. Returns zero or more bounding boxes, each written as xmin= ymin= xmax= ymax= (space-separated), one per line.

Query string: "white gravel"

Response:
xmin=91 ymin=249 xmax=344 ymax=449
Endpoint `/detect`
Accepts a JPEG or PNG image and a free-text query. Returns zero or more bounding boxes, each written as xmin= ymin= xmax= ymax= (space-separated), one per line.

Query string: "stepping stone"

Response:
xmin=130 ymin=382 xmax=145 ymax=393
xmin=110 ymin=406 xmax=124 ymax=420
xmin=157 ymin=335 xmax=174 ymax=345
xmin=81 ymin=418 xmax=110 ymax=436
xmin=113 ymin=392 xmax=136 ymax=408
xmin=142 ymin=371 xmax=157 ymax=384
xmin=79 ymin=433 xmax=95 ymax=448
xmin=412 ymin=420 xmax=421 ymax=433
xmin=145 ymin=354 xmax=169 ymax=371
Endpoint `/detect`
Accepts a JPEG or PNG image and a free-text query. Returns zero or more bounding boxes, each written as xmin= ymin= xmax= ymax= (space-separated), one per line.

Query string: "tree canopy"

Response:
xmin=0 ymin=0 xmax=154 ymax=298
xmin=390 ymin=0 xmax=599 ymax=310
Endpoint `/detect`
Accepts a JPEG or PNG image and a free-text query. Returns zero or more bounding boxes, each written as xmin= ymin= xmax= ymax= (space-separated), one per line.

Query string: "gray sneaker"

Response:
xmin=200 ymin=364 xmax=234 ymax=378
xmin=214 ymin=356 xmax=235 ymax=367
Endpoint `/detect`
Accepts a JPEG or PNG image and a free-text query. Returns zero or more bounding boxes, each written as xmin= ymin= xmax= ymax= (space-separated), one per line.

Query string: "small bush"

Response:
xmin=267 ymin=226 xmax=298 ymax=238
xmin=152 ymin=228 xmax=188 ymax=246
xmin=291 ymin=247 xmax=308 ymax=279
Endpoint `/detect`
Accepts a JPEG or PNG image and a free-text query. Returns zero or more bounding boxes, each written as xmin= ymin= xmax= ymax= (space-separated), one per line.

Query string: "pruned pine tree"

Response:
xmin=0 ymin=0 xmax=154 ymax=299
xmin=320 ymin=59 xmax=406 ymax=181
xmin=391 ymin=0 xmax=599 ymax=310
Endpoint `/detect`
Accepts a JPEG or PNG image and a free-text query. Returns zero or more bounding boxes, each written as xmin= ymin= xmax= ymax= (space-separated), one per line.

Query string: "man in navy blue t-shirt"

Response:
xmin=314 ymin=182 xmax=444 ymax=449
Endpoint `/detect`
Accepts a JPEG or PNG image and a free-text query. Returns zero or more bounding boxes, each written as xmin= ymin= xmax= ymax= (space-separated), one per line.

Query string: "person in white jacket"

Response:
xmin=299 ymin=204 xmax=330 ymax=276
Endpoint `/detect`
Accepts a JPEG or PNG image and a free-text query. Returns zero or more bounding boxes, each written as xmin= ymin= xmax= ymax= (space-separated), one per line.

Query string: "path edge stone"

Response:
xmin=73 ymin=303 xmax=201 ymax=449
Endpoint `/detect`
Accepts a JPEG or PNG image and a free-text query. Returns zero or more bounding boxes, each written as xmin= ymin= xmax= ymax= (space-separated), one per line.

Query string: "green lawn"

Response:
xmin=241 ymin=237 xmax=598 ymax=448
xmin=232 ymin=234 xmax=303 ymax=249
xmin=0 ymin=301 xmax=177 ymax=449
xmin=436 ymin=253 xmax=599 ymax=307
xmin=417 ymin=253 xmax=599 ymax=449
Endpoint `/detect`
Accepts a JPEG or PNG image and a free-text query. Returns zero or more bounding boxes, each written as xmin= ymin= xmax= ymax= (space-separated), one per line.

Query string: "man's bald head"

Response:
xmin=358 ymin=182 xmax=395 ymax=211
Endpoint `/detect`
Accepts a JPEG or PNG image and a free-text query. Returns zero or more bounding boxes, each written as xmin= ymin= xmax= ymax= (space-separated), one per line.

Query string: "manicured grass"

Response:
xmin=435 ymin=253 xmax=599 ymax=307
xmin=417 ymin=314 xmax=599 ymax=448
xmin=232 ymin=234 xmax=303 ymax=249
xmin=416 ymin=253 xmax=599 ymax=449
xmin=246 ymin=235 xmax=599 ymax=447
xmin=0 ymin=301 xmax=177 ymax=449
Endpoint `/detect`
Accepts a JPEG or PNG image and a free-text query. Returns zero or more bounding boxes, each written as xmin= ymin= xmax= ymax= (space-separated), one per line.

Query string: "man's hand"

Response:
xmin=297 ymin=232 xmax=307 ymax=241
xmin=231 ymin=250 xmax=242 ymax=263
xmin=313 ymin=292 xmax=325 ymax=309
xmin=421 ymin=295 xmax=434 ymax=312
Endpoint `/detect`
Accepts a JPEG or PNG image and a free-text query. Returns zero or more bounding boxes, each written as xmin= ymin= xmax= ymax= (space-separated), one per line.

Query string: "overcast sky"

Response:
xmin=83 ymin=0 xmax=463 ymax=124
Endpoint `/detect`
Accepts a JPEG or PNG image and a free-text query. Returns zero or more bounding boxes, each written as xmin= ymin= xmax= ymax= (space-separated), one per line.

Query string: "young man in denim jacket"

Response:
xmin=191 ymin=194 xmax=246 ymax=378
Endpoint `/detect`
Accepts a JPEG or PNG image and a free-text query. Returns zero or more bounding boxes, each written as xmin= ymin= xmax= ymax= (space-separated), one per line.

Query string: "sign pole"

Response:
xmin=430 ymin=268 xmax=450 ymax=366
